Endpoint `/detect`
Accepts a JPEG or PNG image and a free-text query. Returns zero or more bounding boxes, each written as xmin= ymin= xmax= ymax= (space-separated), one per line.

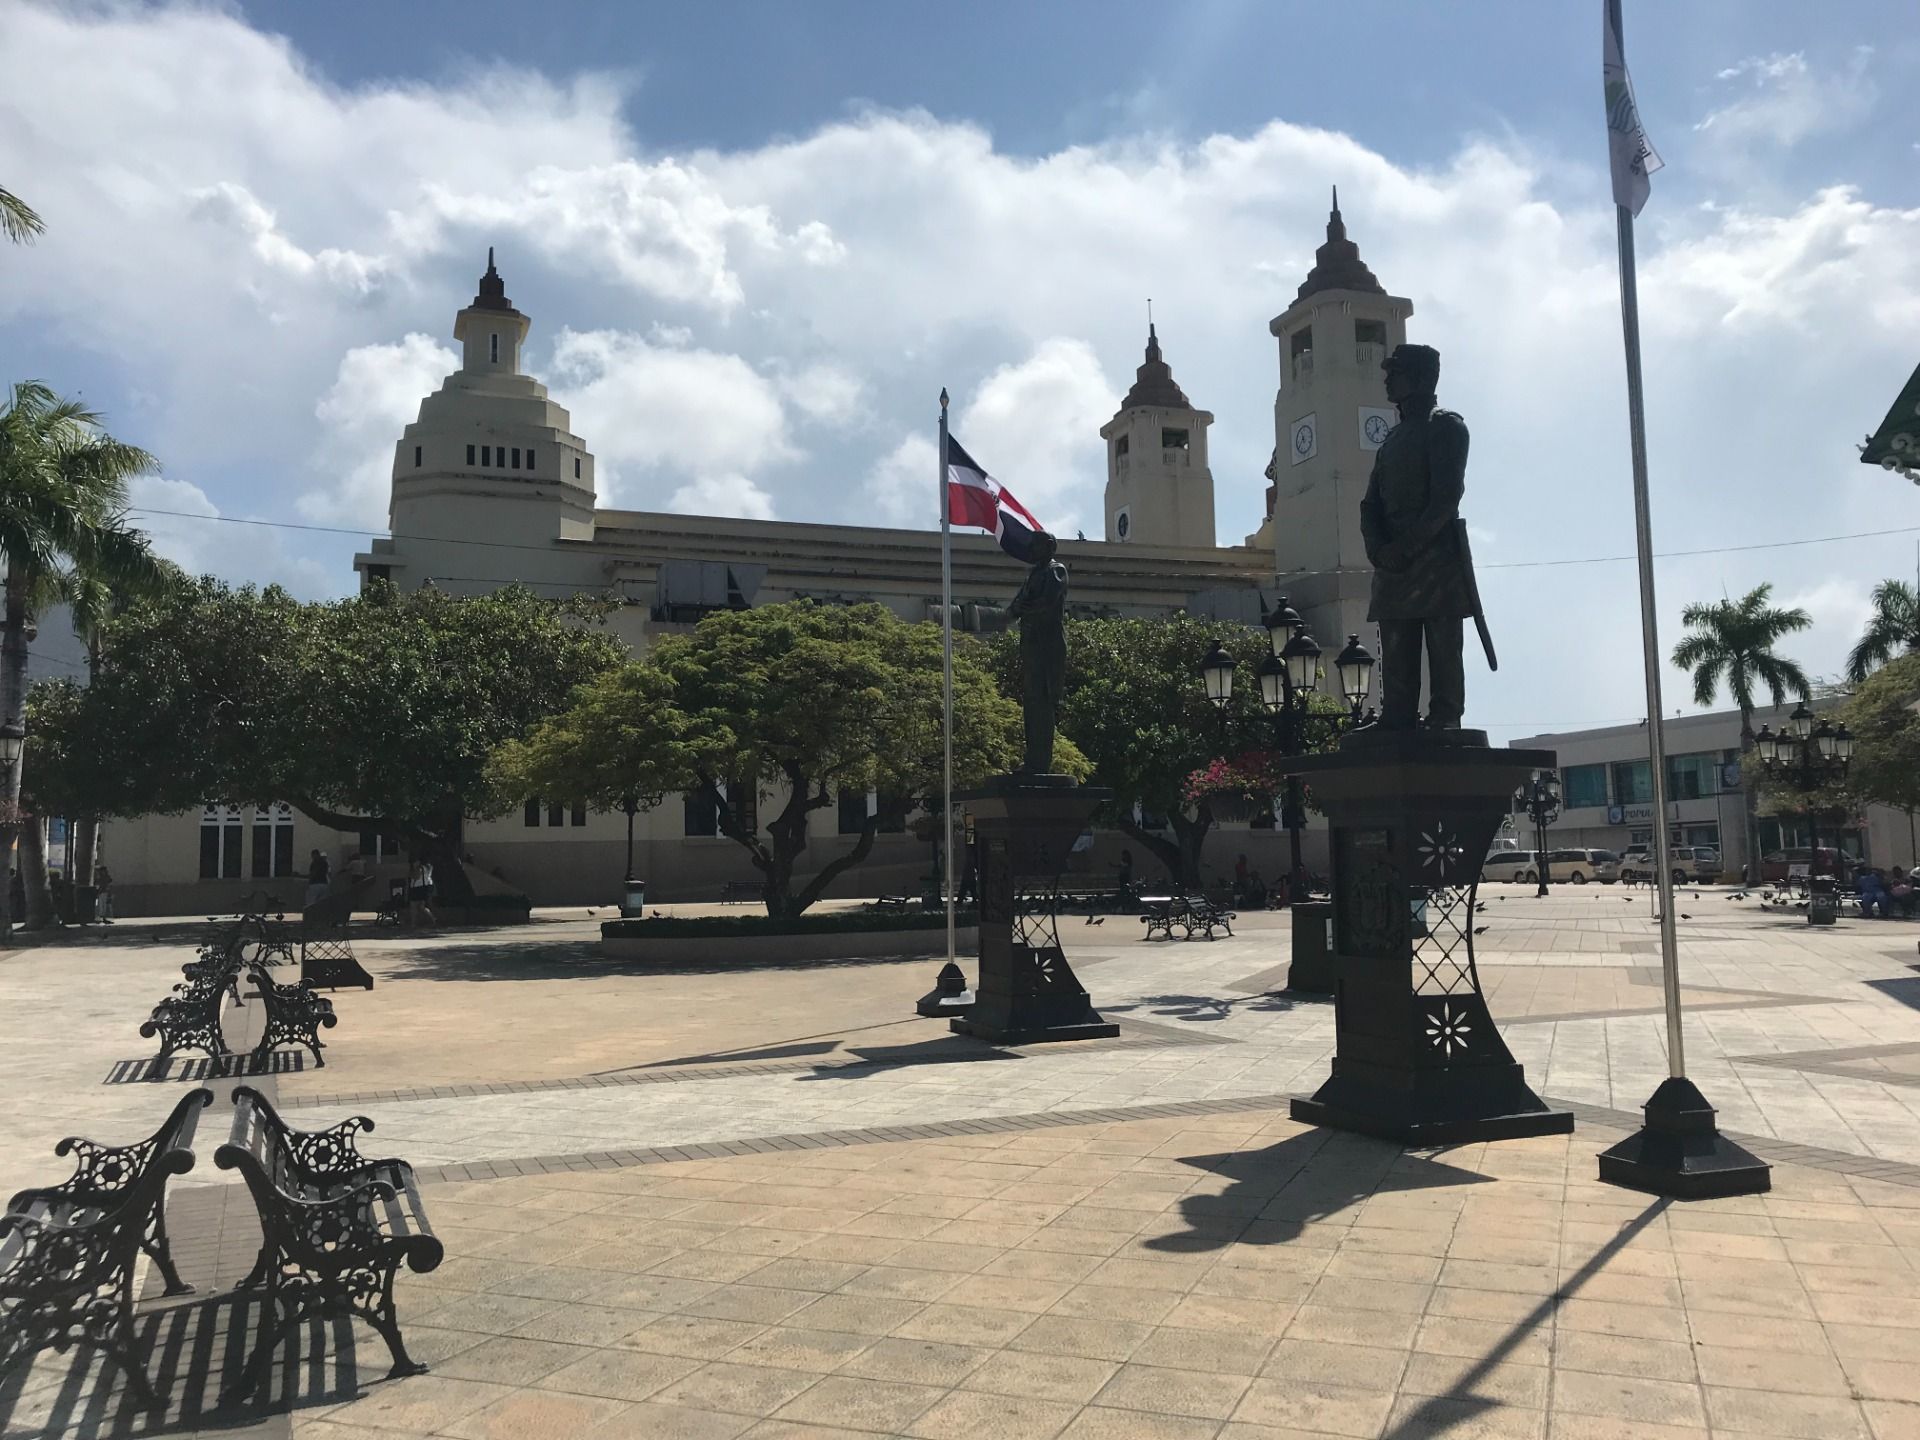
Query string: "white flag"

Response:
xmin=1603 ymin=1 xmax=1662 ymax=216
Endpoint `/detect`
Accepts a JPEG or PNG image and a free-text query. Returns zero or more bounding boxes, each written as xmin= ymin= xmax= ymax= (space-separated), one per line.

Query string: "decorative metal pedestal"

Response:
xmin=1281 ymin=733 xmax=1572 ymax=1145
xmin=950 ymin=776 xmax=1118 ymax=1046
xmin=1598 ymin=1076 xmax=1770 ymax=1199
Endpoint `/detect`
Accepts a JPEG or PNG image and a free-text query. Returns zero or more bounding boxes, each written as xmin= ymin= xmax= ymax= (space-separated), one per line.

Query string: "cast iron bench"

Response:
xmin=247 ymin=967 xmax=336 ymax=1067
xmin=720 ymin=880 xmax=760 ymax=904
xmin=141 ymin=972 xmax=233 ymax=1067
xmin=0 ymin=1090 xmax=211 ymax=1409
xmin=1139 ymin=896 xmax=1183 ymax=940
xmin=216 ymin=1086 xmax=442 ymax=1399
xmin=1182 ymin=898 xmax=1236 ymax=940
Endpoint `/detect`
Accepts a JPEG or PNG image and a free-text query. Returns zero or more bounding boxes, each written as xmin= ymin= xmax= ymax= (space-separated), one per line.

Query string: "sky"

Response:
xmin=2 ymin=0 xmax=1917 ymax=739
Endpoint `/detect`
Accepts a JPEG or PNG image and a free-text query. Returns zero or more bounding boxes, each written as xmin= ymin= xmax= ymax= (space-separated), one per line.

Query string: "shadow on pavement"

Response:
xmin=1101 ymin=989 xmax=1328 ymax=1024
xmin=1143 ymin=1130 xmax=1493 ymax=1256
xmin=378 ymin=942 xmax=934 ymax=982
xmin=1868 ymin=976 xmax=1920 ymax=1011
xmin=0 ymin=1289 xmax=394 ymax=1437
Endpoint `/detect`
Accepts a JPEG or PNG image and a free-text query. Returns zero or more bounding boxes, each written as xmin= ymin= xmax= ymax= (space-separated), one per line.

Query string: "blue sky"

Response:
xmin=2 ymin=1 xmax=1917 ymax=736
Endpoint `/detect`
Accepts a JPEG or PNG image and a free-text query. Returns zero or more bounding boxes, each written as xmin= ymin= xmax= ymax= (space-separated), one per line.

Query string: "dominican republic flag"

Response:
xmin=946 ymin=434 xmax=1045 ymax=560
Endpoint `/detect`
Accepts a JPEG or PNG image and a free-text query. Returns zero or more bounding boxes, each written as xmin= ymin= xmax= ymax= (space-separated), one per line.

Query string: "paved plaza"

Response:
xmin=4 ymin=888 xmax=1920 ymax=1437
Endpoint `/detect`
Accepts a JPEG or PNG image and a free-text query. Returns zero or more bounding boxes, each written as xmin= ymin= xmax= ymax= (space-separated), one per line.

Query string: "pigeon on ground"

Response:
xmin=1474 ymin=902 xmax=1486 ymax=912
xmin=1680 ymin=913 xmax=1692 ymax=920
xmin=1692 ymin=892 xmax=1701 ymax=899
xmin=1473 ymin=925 xmax=1490 ymax=935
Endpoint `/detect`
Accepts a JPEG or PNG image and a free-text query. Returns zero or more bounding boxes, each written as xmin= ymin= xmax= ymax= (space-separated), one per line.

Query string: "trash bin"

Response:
xmin=621 ymin=878 xmax=647 ymax=918
xmin=1289 ymin=900 xmax=1335 ymax=993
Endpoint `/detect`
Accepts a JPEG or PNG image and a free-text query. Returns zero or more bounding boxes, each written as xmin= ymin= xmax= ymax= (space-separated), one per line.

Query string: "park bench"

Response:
xmin=216 ymin=1086 xmax=442 ymax=1399
xmin=141 ymin=972 xmax=233 ymax=1067
xmin=1181 ymin=897 xmax=1236 ymax=940
xmin=867 ymin=894 xmax=913 ymax=912
xmin=179 ymin=938 xmax=246 ymax=1008
xmin=1139 ymin=896 xmax=1183 ymax=940
xmin=0 ymin=1090 xmax=211 ymax=1409
xmin=247 ymin=967 xmax=336 ymax=1067
xmin=300 ymin=886 xmax=375 ymax=991
xmin=720 ymin=880 xmax=760 ymax=904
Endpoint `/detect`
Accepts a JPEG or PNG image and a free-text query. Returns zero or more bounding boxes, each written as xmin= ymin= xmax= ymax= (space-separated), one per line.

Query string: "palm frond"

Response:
xmin=0 ymin=186 xmax=43 ymax=244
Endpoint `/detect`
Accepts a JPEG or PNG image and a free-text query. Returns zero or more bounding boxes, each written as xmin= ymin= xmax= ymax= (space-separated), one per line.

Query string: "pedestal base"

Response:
xmin=1598 ymin=1077 xmax=1771 ymax=1199
xmin=951 ymin=1015 xmax=1119 ymax=1046
xmin=1292 ymin=1070 xmax=1572 ymax=1147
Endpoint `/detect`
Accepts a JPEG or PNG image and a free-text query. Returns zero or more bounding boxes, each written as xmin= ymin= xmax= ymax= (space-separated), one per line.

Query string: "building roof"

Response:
xmin=1118 ymin=324 xmax=1193 ymax=410
xmin=1295 ymin=187 xmax=1386 ymax=302
xmin=467 ymin=247 xmax=522 ymax=315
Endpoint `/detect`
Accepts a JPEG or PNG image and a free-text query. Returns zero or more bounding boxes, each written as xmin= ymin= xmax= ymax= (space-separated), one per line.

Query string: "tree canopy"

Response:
xmin=1847 ymin=579 xmax=1920 ymax=684
xmin=495 ymin=600 xmax=1050 ymax=915
xmin=31 ymin=579 xmax=625 ymax=892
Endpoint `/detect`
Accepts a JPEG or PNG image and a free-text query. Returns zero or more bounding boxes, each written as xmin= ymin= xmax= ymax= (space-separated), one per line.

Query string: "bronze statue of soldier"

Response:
xmin=1360 ymin=343 xmax=1493 ymax=731
xmin=970 ymin=532 xmax=1069 ymax=773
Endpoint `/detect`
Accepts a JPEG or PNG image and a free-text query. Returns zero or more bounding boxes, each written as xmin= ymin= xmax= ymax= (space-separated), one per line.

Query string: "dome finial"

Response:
xmin=487 ymin=244 xmax=495 ymax=271
xmin=1331 ymin=184 xmax=1339 ymax=216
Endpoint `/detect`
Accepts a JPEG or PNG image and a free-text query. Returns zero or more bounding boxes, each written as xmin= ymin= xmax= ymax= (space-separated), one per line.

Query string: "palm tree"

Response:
xmin=1672 ymin=584 xmax=1812 ymax=884
xmin=1 ymin=382 xmax=161 ymax=936
xmin=1 ymin=186 xmax=43 ymax=244
xmin=1846 ymin=579 xmax=1920 ymax=684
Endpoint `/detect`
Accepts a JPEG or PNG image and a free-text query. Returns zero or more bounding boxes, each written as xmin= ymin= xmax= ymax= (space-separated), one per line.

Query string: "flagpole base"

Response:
xmin=1598 ymin=1076 xmax=1771 ymax=1200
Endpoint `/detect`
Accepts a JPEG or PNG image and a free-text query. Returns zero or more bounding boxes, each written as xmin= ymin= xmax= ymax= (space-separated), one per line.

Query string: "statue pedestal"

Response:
xmin=950 ymin=776 xmax=1118 ymax=1046
xmin=1280 ymin=734 xmax=1572 ymax=1145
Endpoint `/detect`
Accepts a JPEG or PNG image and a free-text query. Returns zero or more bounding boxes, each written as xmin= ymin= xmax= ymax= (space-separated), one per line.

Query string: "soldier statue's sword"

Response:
xmin=1455 ymin=518 xmax=1497 ymax=671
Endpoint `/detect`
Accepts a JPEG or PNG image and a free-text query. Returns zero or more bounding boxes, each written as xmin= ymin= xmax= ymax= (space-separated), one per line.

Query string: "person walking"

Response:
xmin=408 ymin=855 xmax=436 ymax=927
xmin=93 ymin=863 xmax=114 ymax=924
xmin=304 ymin=848 xmax=331 ymax=911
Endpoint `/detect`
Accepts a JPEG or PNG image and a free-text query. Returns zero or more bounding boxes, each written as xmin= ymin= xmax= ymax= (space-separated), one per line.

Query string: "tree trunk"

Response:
xmin=1116 ymin=815 xmax=1184 ymax=890
xmin=0 ymin=572 xmax=30 ymax=942
xmin=792 ymin=817 xmax=880 ymax=915
xmin=18 ymin=813 xmax=56 ymax=930
xmin=1170 ymin=805 xmax=1215 ymax=892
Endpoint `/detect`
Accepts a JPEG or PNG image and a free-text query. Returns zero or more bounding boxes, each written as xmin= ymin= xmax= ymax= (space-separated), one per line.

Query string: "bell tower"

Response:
xmin=1269 ymin=192 xmax=1414 ymax=648
xmin=1100 ymin=323 xmax=1216 ymax=548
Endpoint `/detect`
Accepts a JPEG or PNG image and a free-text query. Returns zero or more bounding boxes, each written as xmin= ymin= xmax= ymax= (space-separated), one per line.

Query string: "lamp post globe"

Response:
xmin=1263 ymin=598 xmax=1303 ymax=661
xmin=1200 ymin=642 xmax=1236 ymax=710
xmin=1833 ymin=723 xmax=1854 ymax=764
xmin=1333 ymin=634 xmax=1376 ymax=717
xmin=1788 ymin=701 xmax=1815 ymax=740
xmin=0 ymin=722 xmax=21 ymax=769
xmin=1257 ymin=654 xmax=1287 ymax=712
xmin=1281 ymin=627 xmax=1322 ymax=696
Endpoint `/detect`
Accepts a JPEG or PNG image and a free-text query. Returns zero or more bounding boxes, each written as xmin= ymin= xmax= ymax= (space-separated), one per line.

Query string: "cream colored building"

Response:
xmin=100 ymin=202 xmax=1425 ymax=915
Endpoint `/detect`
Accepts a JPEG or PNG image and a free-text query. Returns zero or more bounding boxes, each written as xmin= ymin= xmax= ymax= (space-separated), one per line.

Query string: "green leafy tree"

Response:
xmin=1846 ymin=579 xmax=1920 ymax=684
xmin=1671 ymin=583 xmax=1811 ymax=880
xmin=497 ymin=601 xmax=1043 ymax=916
xmin=0 ymin=382 xmax=162 ymax=936
xmin=53 ymin=579 xmax=624 ymax=899
xmin=1 ymin=185 xmax=41 ymax=244
xmin=1008 ymin=615 xmax=1318 ymax=890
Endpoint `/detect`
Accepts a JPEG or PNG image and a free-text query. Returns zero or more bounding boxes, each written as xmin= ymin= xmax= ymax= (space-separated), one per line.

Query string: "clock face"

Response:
xmin=1288 ymin=413 xmax=1318 ymax=466
xmin=1115 ymin=509 xmax=1130 ymax=539
xmin=1293 ymin=421 xmax=1314 ymax=454
xmin=1363 ymin=413 xmax=1391 ymax=445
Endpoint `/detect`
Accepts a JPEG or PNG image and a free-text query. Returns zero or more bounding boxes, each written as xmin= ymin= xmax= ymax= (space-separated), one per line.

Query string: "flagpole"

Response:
xmin=1597 ymin=0 xmax=1767 ymax=1198
xmin=939 ymin=389 xmax=956 ymax=972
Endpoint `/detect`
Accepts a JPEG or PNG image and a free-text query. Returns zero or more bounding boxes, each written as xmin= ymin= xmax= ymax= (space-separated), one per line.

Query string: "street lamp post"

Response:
xmin=1754 ymin=703 xmax=1853 ymax=925
xmin=619 ymin=794 xmax=645 ymax=917
xmin=1256 ymin=602 xmax=1375 ymax=903
xmin=1515 ymin=769 xmax=1561 ymax=898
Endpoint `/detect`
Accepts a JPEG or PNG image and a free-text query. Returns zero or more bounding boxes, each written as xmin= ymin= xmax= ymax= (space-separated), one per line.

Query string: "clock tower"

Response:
xmin=1269 ymin=191 xmax=1414 ymax=650
xmin=1101 ymin=324 xmax=1216 ymax=547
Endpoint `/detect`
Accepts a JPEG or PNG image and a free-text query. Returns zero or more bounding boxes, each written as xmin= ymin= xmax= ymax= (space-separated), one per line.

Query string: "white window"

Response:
xmin=489 ymin=332 xmax=499 ymax=364
xmin=199 ymin=805 xmax=245 ymax=880
xmin=251 ymin=803 xmax=296 ymax=878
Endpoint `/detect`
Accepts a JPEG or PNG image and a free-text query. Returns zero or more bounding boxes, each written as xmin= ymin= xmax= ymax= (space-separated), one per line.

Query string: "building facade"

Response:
xmin=95 ymin=201 xmax=1437 ymax=915
xmin=1509 ymin=709 xmax=1913 ymax=877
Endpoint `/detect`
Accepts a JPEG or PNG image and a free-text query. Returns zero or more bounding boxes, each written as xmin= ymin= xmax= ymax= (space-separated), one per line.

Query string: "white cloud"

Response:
xmin=1696 ymin=49 xmax=1877 ymax=149
xmin=189 ymin=181 xmax=387 ymax=299
xmin=305 ymin=333 xmax=459 ymax=527
xmin=954 ymin=339 xmax=1117 ymax=538
xmin=666 ymin=474 xmax=777 ymax=521
xmin=126 ymin=473 xmax=337 ymax=596
xmin=547 ymin=328 xmax=795 ymax=507
xmin=864 ymin=433 xmax=939 ymax=528
xmin=776 ymin=362 xmax=867 ymax=426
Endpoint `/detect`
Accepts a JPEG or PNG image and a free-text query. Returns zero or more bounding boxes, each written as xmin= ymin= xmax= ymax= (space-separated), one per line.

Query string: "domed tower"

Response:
xmin=386 ymin=250 xmax=599 ymax=553
xmin=1269 ymin=192 xmax=1414 ymax=647
xmin=1099 ymin=323 xmax=1216 ymax=547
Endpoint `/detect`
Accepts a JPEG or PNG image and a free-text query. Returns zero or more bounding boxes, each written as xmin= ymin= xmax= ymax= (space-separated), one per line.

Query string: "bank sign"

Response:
xmin=1607 ymin=805 xmax=1655 ymax=825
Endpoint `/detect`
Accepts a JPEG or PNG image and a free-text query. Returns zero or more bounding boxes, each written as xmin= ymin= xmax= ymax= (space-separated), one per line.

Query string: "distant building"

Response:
xmin=1510 ymin=708 xmax=1916 ymax=876
xmin=98 ymin=201 xmax=1433 ymax=915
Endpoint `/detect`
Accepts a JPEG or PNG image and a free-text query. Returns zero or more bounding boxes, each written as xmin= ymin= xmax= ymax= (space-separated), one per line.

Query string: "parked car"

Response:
xmin=1481 ymin=850 xmax=1538 ymax=883
xmin=1619 ymin=847 xmax=1713 ymax=884
xmin=1546 ymin=848 xmax=1620 ymax=884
